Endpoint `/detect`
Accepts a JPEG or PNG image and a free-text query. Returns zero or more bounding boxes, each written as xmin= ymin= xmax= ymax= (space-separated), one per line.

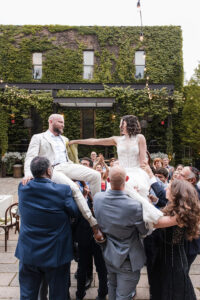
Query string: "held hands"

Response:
xmin=148 ymin=194 xmax=159 ymax=204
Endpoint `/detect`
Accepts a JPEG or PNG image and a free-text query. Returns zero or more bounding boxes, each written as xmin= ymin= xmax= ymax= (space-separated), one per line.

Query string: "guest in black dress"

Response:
xmin=152 ymin=179 xmax=200 ymax=300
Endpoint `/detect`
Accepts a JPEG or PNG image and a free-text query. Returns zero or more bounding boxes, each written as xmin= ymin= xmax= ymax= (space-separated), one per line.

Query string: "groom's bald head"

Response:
xmin=109 ymin=166 xmax=127 ymax=190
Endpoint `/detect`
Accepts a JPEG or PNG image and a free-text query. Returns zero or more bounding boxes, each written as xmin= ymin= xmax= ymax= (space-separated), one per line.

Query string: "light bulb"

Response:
xmin=139 ymin=33 xmax=144 ymax=42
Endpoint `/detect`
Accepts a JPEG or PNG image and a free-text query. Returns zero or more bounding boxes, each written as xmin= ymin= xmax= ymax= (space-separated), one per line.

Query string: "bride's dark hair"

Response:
xmin=163 ymin=179 xmax=200 ymax=240
xmin=121 ymin=115 xmax=141 ymax=137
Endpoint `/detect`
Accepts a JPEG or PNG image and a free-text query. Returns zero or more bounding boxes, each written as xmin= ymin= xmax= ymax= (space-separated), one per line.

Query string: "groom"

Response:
xmin=23 ymin=114 xmax=104 ymax=240
xmin=93 ymin=166 xmax=148 ymax=299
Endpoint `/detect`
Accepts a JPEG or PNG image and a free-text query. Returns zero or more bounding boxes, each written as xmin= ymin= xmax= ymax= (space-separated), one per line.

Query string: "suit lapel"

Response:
xmin=43 ymin=131 xmax=56 ymax=154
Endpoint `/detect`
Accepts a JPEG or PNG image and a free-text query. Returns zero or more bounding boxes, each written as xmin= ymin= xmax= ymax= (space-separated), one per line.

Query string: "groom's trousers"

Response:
xmin=52 ymin=162 xmax=101 ymax=227
xmin=106 ymin=260 xmax=140 ymax=300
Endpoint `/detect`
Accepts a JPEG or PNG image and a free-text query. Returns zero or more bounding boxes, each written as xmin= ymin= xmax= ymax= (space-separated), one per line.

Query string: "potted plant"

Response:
xmin=1 ymin=152 xmax=24 ymax=176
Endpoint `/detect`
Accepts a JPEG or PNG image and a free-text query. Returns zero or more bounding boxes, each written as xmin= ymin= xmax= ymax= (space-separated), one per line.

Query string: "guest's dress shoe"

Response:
xmin=96 ymin=296 xmax=106 ymax=300
xmin=132 ymin=291 xmax=136 ymax=299
xmin=92 ymin=224 xmax=106 ymax=244
xmin=85 ymin=276 xmax=93 ymax=290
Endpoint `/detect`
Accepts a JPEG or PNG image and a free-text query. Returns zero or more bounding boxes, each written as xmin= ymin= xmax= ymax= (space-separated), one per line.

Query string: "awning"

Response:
xmin=53 ymin=97 xmax=115 ymax=108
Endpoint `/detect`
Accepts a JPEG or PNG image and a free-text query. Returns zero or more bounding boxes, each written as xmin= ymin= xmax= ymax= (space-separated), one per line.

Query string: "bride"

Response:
xmin=69 ymin=115 xmax=163 ymax=224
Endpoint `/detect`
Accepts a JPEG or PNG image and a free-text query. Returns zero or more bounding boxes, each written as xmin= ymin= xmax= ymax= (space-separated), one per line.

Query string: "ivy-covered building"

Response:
xmin=0 ymin=25 xmax=184 ymax=158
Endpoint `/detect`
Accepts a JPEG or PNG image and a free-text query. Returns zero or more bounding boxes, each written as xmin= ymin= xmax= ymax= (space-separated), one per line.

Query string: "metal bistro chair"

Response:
xmin=0 ymin=203 xmax=20 ymax=252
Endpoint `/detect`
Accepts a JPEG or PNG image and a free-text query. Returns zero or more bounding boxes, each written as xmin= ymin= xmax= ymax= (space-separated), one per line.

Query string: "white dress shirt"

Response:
xmin=47 ymin=130 xmax=67 ymax=165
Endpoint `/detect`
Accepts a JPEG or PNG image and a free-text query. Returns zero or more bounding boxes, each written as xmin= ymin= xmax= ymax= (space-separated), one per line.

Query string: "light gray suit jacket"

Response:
xmin=94 ymin=189 xmax=148 ymax=272
xmin=24 ymin=130 xmax=71 ymax=177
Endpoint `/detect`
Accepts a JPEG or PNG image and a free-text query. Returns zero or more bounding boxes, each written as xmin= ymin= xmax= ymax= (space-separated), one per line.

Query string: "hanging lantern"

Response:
xmin=139 ymin=32 xmax=144 ymax=42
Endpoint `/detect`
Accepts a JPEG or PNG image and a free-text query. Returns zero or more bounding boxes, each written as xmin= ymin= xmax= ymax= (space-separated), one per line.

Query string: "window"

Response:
xmin=83 ymin=51 xmax=94 ymax=80
xmin=135 ymin=51 xmax=145 ymax=79
xmin=32 ymin=53 xmax=42 ymax=79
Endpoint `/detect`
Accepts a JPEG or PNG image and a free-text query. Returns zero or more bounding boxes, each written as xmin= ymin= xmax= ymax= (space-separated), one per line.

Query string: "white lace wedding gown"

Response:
xmin=117 ymin=135 xmax=163 ymax=224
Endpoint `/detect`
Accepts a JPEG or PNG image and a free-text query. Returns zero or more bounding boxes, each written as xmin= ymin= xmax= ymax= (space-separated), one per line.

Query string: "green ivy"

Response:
xmin=0 ymin=25 xmax=183 ymax=89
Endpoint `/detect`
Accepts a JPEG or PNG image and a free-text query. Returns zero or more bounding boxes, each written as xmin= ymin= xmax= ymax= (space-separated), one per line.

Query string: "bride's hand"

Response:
xmin=141 ymin=161 xmax=154 ymax=178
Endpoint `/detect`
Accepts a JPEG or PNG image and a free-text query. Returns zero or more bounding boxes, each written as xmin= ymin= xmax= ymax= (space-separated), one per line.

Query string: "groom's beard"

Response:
xmin=53 ymin=125 xmax=63 ymax=135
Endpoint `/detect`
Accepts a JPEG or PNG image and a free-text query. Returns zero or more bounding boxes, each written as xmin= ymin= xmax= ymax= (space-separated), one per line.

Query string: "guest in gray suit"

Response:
xmin=93 ymin=166 xmax=148 ymax=300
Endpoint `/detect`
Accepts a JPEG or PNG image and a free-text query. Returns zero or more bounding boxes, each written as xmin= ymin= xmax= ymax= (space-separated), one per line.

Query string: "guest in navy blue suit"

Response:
xmin=15 ymin=156 xmax=79 ymax=300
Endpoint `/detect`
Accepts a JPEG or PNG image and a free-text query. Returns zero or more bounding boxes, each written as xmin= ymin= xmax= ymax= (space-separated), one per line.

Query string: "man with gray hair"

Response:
xmin=23 ymin=114 xmax=103 ymax=241
xmin=93 ymin=166 xmax=148 ymax=300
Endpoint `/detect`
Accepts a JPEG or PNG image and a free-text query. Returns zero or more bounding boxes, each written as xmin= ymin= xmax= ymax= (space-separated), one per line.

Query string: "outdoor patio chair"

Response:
xmin=0 ymin=203 xmax=20 ymax=252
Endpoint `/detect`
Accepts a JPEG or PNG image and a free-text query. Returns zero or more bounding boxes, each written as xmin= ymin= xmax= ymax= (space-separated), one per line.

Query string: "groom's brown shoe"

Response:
xmin=92 ymin=224 xmax=106 ymax=243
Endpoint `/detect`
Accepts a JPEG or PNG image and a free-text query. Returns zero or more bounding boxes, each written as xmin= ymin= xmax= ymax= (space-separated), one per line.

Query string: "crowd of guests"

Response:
xmin=15 ymin=114 xmax=200 ymax=300
xmin=16 ymin=151 xmax=200 ymax=300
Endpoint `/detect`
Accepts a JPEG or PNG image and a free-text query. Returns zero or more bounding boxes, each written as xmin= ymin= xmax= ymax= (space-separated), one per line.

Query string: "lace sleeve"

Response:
xmin=172 ymin=226 xmax=185 ymax=245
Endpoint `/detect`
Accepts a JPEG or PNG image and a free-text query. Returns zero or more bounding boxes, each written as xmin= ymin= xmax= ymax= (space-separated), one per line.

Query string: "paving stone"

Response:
xmin=190 ymin=264 xmax=200 ymax=275
xmin=0 ymin=246 xmax=17 ymax=253
xmin=0 ymin=264 xmax=18 ymax=273
xmin=70 ymin=273 xmax=77 ymax=288
xmin=0 ymin=286 xmax=20 ymax=298
xmin=195 ymin=288 xmax=200 ymax=300
xmin=137 ymin=274 xmax=149 ymax=288
xmin=0 ymin=253 xmax=17 ymax=264
xmin=10 ymin=273 xmax=19 ymax=287
xmin=194 ymin=256 xmax=200 ymax=264
xmin=190 ymin=275 xmax=200 ymax=288
xmin=0 ymin=273 xmax=15 ymax=286
xmin=0 ymin=233 xmax=19 ymax=242
xmin=0 ymin=241 xmax=18 ymax=247
xmin=69 ymin=287 xmax=106 ymax=299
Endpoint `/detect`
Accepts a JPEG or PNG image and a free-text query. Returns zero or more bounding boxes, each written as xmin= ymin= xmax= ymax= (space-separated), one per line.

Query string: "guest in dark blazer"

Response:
xmin=15 ymin=156 xmax=79 ymax=300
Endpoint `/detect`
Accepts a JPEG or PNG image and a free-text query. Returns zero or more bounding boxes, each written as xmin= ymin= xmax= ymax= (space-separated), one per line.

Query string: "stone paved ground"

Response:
xmin=0 ymin=177 xmax=199 ymax=299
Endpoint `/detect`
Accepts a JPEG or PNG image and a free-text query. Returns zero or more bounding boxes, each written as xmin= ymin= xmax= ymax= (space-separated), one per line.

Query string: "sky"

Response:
xmin=1 ymin=0 xmax=200 ymax=82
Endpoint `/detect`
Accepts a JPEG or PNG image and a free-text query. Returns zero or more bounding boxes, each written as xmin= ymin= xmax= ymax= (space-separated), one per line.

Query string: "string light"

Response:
xmin=139 ymin=32 xmax=144 ymax=42
xmin=137 ymin=0 xmax=143 ymax=42
xmin=136 ymin=0 xmax=151 ymax=101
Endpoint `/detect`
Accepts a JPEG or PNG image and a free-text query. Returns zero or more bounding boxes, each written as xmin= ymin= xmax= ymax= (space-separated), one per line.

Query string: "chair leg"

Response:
xmin=15 ymin=218 xmax=20 ymax=234
xmin=5 ymin=229 xmax=8 ymax=252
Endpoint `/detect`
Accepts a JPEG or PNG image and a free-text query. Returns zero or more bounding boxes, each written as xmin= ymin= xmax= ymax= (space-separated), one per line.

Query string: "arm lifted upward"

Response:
xmin=69 ymin=136 xmax=118 ymax=147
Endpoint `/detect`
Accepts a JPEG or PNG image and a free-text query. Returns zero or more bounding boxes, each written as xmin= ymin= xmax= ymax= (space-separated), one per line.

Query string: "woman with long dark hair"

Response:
xmin=69 ymin=115 xmax=163 ymax=224
xmin=152 ymin=179 xmax=200 ymax=300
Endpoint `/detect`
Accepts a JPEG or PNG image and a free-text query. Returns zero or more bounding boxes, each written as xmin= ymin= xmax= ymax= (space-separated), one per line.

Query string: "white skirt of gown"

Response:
xmin=124 ymin=166 xmax=163 ymax=225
